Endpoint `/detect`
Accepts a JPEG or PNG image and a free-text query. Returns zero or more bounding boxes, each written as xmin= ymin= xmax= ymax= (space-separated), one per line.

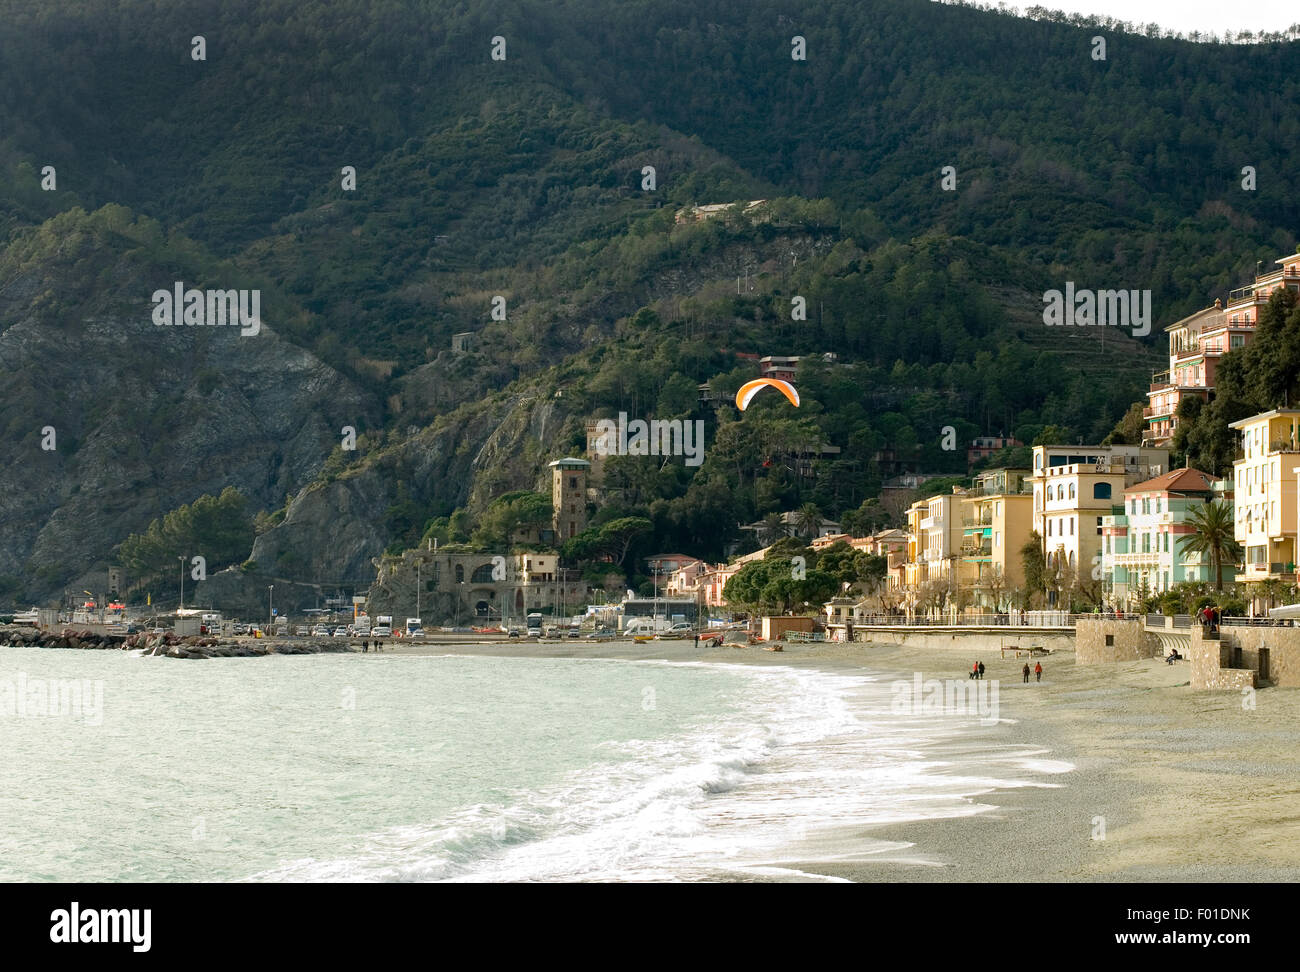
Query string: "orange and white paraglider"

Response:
xmin=735 ymin=378 xmax=800 ymax=411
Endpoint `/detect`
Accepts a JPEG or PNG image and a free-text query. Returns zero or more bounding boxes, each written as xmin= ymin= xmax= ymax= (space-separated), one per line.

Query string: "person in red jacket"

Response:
xmin=1034 ymin=661 xmax=1043 ymax=682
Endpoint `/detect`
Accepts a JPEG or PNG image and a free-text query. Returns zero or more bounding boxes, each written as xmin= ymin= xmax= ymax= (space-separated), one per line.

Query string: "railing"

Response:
xmin=1227 ymin=286 xmax=1260 ymax=303
xmin=1222 ymin=616 xmax=1299 ymax=627
xmin=850 ymin=612 xmax=1091 ymax=628
xmin=961 ymin=516 xmax=993 ymax=527
xmin=1142 ymin=405 xmax=1172 ymax=420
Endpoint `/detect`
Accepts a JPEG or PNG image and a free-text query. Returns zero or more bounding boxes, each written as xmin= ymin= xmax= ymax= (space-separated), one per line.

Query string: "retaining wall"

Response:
xmin=855 ymin=626 xmax=1075 ymax=654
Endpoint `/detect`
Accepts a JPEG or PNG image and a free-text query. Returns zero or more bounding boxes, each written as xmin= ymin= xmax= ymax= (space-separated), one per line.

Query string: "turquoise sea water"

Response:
xmin=0 ymin=647 xmax=1071 ymax=881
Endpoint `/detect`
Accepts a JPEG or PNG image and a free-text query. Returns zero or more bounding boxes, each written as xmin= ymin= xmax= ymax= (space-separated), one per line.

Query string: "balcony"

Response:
xmin=1114 ymin=552 xmax=1162 ymax=566
xmin=961 ymin=514 xmax=993 ymax=527
xmin=1142 ymin=404 xmax=1173 ymax=420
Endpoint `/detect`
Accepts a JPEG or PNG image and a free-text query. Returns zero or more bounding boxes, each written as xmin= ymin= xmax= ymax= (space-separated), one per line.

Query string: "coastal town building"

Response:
xmin=1230 ymin=409 xmax=1300 ymax=586
xmin=367 ymin=546 xmax=585 ymax=626
xmin=902 ymin=490 xmax=966 ymax=610
xmin=958 ymin=468 xmax=1033 ymax=611
xmin=739 ymin=510 xmax=843 ymax=542
xmin=550 ymin=457 xmax=590 ymax=540
xmin=967 ymin=435 xmax=1022 ymax=467
xmin=1100 ymin=468 xmax=1225 ymax=607
xmin=1031 ymin=444 xmax=1169 ymax=601
xmin=1144 ymin=247 xmax=1300 ymax=446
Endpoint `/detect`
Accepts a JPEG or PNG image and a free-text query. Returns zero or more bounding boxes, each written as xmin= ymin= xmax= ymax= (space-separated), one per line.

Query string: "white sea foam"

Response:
xmin=252 ymin=661 xmax=1071 ymax=882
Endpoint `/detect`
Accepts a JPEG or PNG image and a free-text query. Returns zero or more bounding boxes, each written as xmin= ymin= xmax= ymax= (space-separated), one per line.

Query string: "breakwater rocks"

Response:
xmin=0 ymin=626 xmax=356 ymax=660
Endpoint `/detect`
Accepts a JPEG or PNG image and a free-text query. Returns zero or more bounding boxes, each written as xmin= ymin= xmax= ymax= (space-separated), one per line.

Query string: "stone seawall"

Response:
xmin=0 ymin=626 xmax=355 ymax=660
xmin=1215 ymin=625 xmax=1300 ymax=688
xmin=855 ymin=627 xmax=1075 ymax=654
xmin=1075 ymin=618 xmax=1162 ymax=663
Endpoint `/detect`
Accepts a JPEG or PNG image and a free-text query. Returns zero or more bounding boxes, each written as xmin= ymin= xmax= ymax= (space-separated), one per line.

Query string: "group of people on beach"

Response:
xmin=970 ymin=659 xmax=1043 ymax=682
xmin=361 ymin=639 xmax=384 ymax=653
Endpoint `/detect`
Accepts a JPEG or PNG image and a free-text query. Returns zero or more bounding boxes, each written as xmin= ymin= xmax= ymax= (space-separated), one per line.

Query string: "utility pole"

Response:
xmin=416 ymin=561 xmax=421 ymax=620
xmin=268 ymin=585 xmax=274 ymax=631
xmin=178 ymin=556 xmax=186 ymax=611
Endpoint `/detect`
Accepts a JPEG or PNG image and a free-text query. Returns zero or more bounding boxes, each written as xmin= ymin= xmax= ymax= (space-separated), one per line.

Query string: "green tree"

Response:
xmin=1021 ymin=531 xmax=1046 ymax=607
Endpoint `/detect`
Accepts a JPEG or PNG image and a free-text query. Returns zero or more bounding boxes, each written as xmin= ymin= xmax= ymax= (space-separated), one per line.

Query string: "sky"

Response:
xmin=987 ymin=0 xmax=1298 ymax=35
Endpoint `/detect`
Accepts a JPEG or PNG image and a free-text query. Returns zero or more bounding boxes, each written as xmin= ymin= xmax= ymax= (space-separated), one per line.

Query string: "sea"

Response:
xmin=0 ymin=646 xmax=1072 ymax=882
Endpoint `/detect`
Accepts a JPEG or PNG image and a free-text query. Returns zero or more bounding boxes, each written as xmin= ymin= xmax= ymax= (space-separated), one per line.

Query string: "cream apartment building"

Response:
xmin=1031 ymin=444 xmax=1169 ymax=601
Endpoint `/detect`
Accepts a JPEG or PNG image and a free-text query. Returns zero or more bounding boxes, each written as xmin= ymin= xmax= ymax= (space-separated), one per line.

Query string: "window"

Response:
xmin=1069 ymin=518 xmax=1074 ymax=535
xmin=568 ymin=476 xmax=577 ymax=488
xmin=1048 ymin=485 xmax=1055 ymax=501
xmin=1094 ymin=483 xmax=1111 ymax=500
xmin=455 ymin=564 xmax=464 ymax=583
xmin=1096 ymin=516 xmax=1103 ymax=535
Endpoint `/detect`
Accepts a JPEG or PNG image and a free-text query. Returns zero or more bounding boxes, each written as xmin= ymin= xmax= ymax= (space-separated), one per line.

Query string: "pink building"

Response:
xmin=1146 ymin=250 xmax=1300 ymax=446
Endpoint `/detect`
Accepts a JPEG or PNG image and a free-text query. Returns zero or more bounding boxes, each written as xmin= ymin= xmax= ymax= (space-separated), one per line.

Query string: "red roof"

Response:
xmin=1124 ymin=468 xmax=1217 ymax=495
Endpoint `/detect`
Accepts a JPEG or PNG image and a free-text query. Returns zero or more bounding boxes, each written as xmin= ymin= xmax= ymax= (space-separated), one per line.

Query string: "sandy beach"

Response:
xmin=374 ymin=634 xmax=1300 ymax=882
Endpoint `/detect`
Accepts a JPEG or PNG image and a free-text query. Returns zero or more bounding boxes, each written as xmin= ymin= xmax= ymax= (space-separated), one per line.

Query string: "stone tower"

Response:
xmin=549 ymin=458 xmax=590 ymax=541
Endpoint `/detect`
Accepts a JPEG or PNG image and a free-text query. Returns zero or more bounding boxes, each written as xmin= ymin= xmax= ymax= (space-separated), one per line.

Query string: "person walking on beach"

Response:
xmin=972 ymin=661 xmax=979 ymax=680
xmin=1034 ymin=661 xmax=1043 ymax=682
xmin=977 ymin=661 xmax=985 ymax=680
xmin=1022 ymin=663 xmax=1030 ymax=683
xmin=362 ymin=639 xmax=369 ymax=653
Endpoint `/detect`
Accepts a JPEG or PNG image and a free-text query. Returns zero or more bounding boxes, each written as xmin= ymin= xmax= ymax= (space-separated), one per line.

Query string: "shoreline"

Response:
xmin=376 ymin=636 xmax=1300 ymax=882
xmin=8 ymin=631 xmax=1299 ymax=881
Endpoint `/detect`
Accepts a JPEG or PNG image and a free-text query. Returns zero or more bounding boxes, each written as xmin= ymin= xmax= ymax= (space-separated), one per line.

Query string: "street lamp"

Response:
xmin=268 ymin=585 xmax=274 ymax=631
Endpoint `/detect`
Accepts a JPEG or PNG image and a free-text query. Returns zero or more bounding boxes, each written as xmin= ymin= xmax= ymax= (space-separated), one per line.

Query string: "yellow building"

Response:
xmin=1229 ymin=409 xmax=1300 ymax=585
xmin=959 ymin=468 xmax=1033 ymax=611
xmin=903 ymin=490 xmax=966 ymax=613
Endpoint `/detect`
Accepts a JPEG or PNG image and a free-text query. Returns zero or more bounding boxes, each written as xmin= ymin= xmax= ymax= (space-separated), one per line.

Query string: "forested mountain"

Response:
xmin=0 ymin=0 xmax=1295 ymax=605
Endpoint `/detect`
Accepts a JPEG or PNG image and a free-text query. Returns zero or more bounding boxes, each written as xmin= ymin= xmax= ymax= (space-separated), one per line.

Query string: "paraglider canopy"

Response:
xmin=735 ymin=378 xmax=800 ymax=410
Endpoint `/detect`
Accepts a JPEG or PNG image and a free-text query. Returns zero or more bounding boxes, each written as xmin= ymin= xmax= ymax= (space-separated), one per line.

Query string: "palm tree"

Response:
xmin=1183 ymin=500 xmax=1242 ymax=591
xmin=759 ymin=512 xmax=788 ymax=545
xmin=794 ymin=503 xmax=823 ymax=540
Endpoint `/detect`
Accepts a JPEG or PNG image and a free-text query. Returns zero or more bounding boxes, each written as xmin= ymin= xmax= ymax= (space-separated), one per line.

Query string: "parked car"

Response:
xmin=668 ymin=622 xmax=693 ymax=633
xmin=332 ymin=627 xmax=348 ymax=637
xmin=296 ymin=626 xmax=309 ymax=636
xmin=311 ymin=625 xmax=330 ymax=637
xmin=566 ymin=628 xmax=580 ymax=638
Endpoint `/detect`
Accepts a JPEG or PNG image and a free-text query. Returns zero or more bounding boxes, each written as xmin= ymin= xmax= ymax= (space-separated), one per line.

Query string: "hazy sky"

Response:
xmin=991 ymin=1 xmax=1297 ymax=35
